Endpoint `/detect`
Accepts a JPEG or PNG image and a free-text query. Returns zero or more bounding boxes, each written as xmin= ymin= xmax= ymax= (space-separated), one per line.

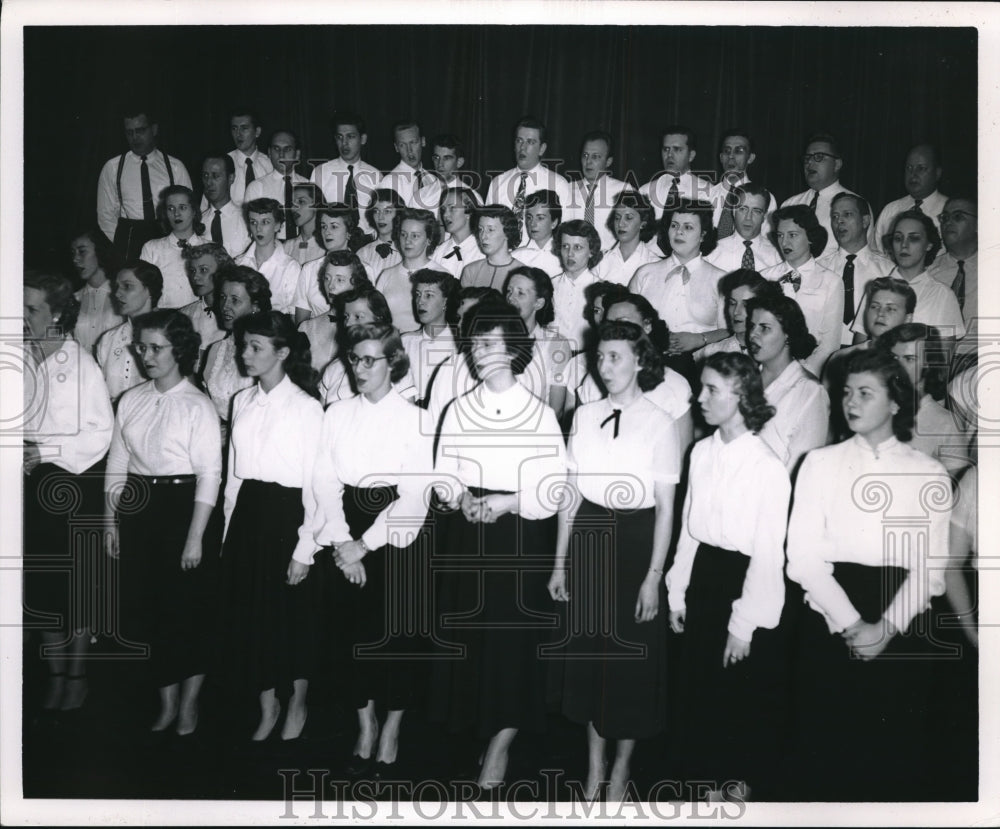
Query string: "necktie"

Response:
xmin=779 ymin=270 xmax=801 ymax=292
xmin=375 ymin=242 xmax=392 ymax=259
xmin=600 ymin=408 xmax=622 ymax=439
xmin=842 ymin=254 xmax=856 ymax=324
xmin=140 ymin=155 xmax=154 ymax=221
xmin=808 ymin=190 xmax=819 ymax=212
xmin=952 ymin=260 xmax=966 ymax=311
xmin=444 ymin=245 xmax=462 ymax=261
xmin=666 ymin=176 xmax=680 ymax=209
xmin=913 ymin=198 xmax=924 ymax=213
xmin=584 ymin=182 xmax=597 ymax=227
xmin=513 ymin=171 xmax=528 ymax=227
xmin=415 ymin=168 xmax=425 ymax=190
xmin=211 ymin=209 xmax=222 ymax=244
xmin=245 ymin=157 xmax=255 ymax=187
xmin=717 ymin=178 xmax=738 ymax=239
xmin=283 ymin=174 xmax=296 ymax=240
xmin=741 ymin=240 xmax=755 ymax=270
xmin=345 ymin=164 xmax=357 ymax=208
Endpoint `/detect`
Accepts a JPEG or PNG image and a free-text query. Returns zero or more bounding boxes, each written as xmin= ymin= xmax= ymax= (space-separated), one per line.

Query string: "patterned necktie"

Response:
xmin=808 ymin=190 xmax=819 ymax=212
xmin=513 ymin=171 xmax=528 ymax=227
xmin=444 ymin=245 xmax=462 ymax=261
xmin=211 ymin=209 xmax=222 ymax=244
xmin=600 ymin=408 xmax=622 ymax=438
xmin=667 ymin=176 xmax=681 ymax=209
xmin=245 ymin=157 xmax=255 ymax=187
xmin=780 ymin=270 xmax=801 ymax=292
xmin=345 ymin=164 xmax=357 ymax=208
xmin=952 ymin=260 xmax=966 ymax=311
xmin=140 ymin=154 xmax=154 ymax=220
xmin=717 ymin=177 xmax=739 ymax=239
xmin=842 ymin=254 xmax=856 ymax=324
xmin=283 ymin=174 xmax=296 ymax=240
xmin=584 ymin=182 xmax=597 ymax=227
xmin=741 ymin=240 xmax=755 ymax=270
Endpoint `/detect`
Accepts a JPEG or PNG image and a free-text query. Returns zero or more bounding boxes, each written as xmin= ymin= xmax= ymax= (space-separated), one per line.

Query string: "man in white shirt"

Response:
xmin=96 ymin=107 xmax=192 ymax=261
xmin=381 ymin=120 xmax=442 ymax=211
xmin=430 ymin=134 xmax=482 ymax=200
xmin=873 ymin=144 xmax=948 ymax=255
xmin=430 ymin=187 xmax=484 ymax=277
xmin=561 ymin=131 xmax=628 ymax=252
xmin=705 ymin=183 xmax=782 ymax=274
xmin=310 ymin=111 xmax=382 ymax=235
xmin=639 ymin=125 xmax=714 ymax=225
xmin=707 ymin=129 xmax=778 ymax=238
xmin=818 ymin=192 xmax=894 ymax=344
xmin=200 ymin=154 xmax=249 ymax=259
xmin=781 ymin=133 xmax=873 ymax=258
xmin=486 ymin=116 xmax=572 ymax=243
xmin=928 ymin=196 xmax=978 ymax=333
xmin=245 ymin=129 xmax=309 ymax=243
xmin=226 ymin=108 xmax=273 ymax=209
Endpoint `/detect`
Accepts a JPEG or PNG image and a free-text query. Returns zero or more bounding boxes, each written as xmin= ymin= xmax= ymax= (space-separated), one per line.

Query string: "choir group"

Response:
xmin=22 ymin=107 xmax=979 ymax=802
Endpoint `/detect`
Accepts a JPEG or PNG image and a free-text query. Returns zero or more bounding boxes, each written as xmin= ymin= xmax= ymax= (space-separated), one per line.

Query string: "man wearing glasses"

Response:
xmin=781 ymin=133 xmax=870 ymax=258
xmin=929 ymin=197 xmax=978 ymax=330
xmin=705 ymin=182 xmax=783 ymax=273
xmin=244 ymin=129 xmax=309 ymax=242
xmin=872 ymin=144 xmax=948 ymax=255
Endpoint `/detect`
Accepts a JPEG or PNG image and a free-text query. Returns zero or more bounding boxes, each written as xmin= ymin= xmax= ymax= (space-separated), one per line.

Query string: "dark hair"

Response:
xmin=703 ymin=352 xmax=776 ymax=434
xmin=345 ymin=323 xmax=409 ymax=384
xmin=515 ymin=116 xmax=547 ymax=146
xmin=234 ymin=311 xmax=320 ymax=398
xmin=605 ymin=293 xmax=671 ymax=356
xmin=157 ymin=185 xmax=205 ymax=236
xmin=202 ymin=152 xmax=236 ymax=178
xmin=318 ymin=250 xmax=371 ymax=303
xmin=216 ymin=264 xmax=273 ymax=313
xmin=116 ymin=260 xmax=163 ymax=309
xmin=473 ymin=205 xmax=520 ymax=252
xmin=718 ymin=268 xmax=769 ymax=300
xmin=607 ymin=190 xmax=656 ymax=243
xmin=555 ymin=220 xmax=603 ymax=269
xmin=842 ymin=348 xmax=915 ymax=441
xmin=182 ymin=242 xmax=233 ymax=281
xmin=431 ymin=133 xmax=464 ymax=158
xmin=411 ymin=268 xmax=461 ymax=324
xmin=438 ymin=186 xmax=478 ymax=217
xmin=25 ymin=270 xmax=80 ymax=336
xmin=331 ymin=110 xmax=366 ymax=136
xmin=314 ymin=202 xmax=366 ymax=251
xmin=584 ymin=280 xmax=631 ymax=327
xmin=874 ymin=322 xmax=948 ymax=402
xmin=581 ymin=130 xmax=613 ymax=155
xmin=123 ymin=106 xmax=155 ymax=124
xmin=885 ymin=209 xmax=942 ymax=267
xmin=268 ymin=128 xmax=299 ymax=151
xmin=244 ymin=197 xmax=284 ymax=227
xmin=805 ymin=132 xmax=841 ymax=158
xmin=717 ymin=128 xmax=754 ymax=156
xmin=365 ymin=188 xmax=406 ymax=235
xmin=70 ymin=228 xmax=119 ymax=278
xmin=830 ymin=190 xmax=871 ymax=221
xmin=524 ymin=189 xmax=563 ymax=226
xmin=771 ymin=204 xmax=828 ymax=257
xmin=733 ymin=181 xmax=772 ymax=209
xmin=659 ymin=198 xmax=718 ymax=256
xmin=464 ymin=300 xmax=534 ymax=376
xmin=132 ymin=308 xmax=201 ymax=376
xmin=504 ymin=266 xmax=555 ymax=327
xmin=597 ymin=319 xmax=664 ymax=392
xmin=745 ymin=292 xmax=818 ymax=361
xmin=340 ymin=286 xmax=393 ymax=326
xmin=230 ymin=107 xmax=260 ymax=128
xmin=456 ymin=288 xmax=505 ymax=343
xmin=908 ymin=142 xmax=942 ymax=169
xmin=865 ymin=276 xmax=917 ymax=315
xmin=661 ymin=124 xmax=697 ymax=153
xmin=392 ymin=207 xmax=443 ymax=255
xmin=291 ymin=182 xmax=326 ymax=210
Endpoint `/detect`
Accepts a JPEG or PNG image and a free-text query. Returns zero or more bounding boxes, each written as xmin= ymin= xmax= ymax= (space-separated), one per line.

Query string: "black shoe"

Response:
xmin=346 ymin=753 xmax=374 ymax=778
xmin=372 ymin=760 xmax=396 ymax=781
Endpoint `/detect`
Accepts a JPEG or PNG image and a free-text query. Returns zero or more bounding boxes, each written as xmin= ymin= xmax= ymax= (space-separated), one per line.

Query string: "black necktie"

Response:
xmin=808 ymin=190 xmax=819 ymax=212
xmin=245 ymin=157 xmax=255 ymax=187
xmin=415 ymin=168 xmax=425 ymax=190
xmin=211 ymin=209 xmax=222 ymax=244
xmin=842 ymin=254 xmax=856 ymax=324
xmin=741 ymin=240 xmax=755 ymax=270
xmin=600 ymin=408 xmax=622 ymax=439
xmin=717 ymin=178 xmax=739 ymax=239
xmin=140 ymin=154 xmax=154 ymax=220
xmin=952 ymin=260 xmax=966 ymax=311
xmin=375 ymin=242 xmax=392 ymax=259
xmin=913 ymin=198 xmax=924 ymax=213
xmin=780 ymin=271 xmax=801 ymax=292
xmin=345 ymin=164 xmax=357 ymax=208
xmin=283 ymin=174 xmax=296 ymax=240
xmin=444 ymin=245 xmax=462 ymax=261
xmin=666 ymin=176 xmax=680 ymax=209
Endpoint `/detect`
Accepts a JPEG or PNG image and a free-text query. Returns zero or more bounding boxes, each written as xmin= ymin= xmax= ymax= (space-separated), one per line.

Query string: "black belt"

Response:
xmin=136 ymin=474 xmax=197 ymax=485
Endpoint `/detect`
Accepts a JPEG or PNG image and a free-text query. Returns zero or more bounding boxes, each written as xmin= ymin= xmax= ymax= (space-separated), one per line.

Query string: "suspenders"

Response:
xmin=115 ymin=148 xmax=175 ymax=217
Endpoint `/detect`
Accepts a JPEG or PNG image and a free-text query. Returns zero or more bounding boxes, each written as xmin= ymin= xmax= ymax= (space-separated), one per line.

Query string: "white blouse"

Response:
xmin=95 ymin=319 xmax=143 ymax=404
xmin=593 ymin=241 xmax=661 ymax=287
xmin=139 ymin=233 xmax=207 ymax=309
xmin=105 ymin=378 xmax=222 ymax=506
xmin=666 ymin=430 xmax=790 ymax=642
xmin=299 ymin=314 xmax=338 ymax=373
xmin=235 ymin=246 xmax=301 ymax=315
xmin=291 ymin=256 xmax=329 ymax=318
xmin=313 ymin=390 xmax=432 ymax=551
xmin=203 ymin=335 xmax=254 ymax=422
xmin=758 ymin=360 xmax=830 ymax=473
xmin=401 ymin=326 xmax=458 ymax=403
xmin=552 ymin=269 xmax=599 ymax=352
xmin=628 ymin=254 xmax=725 ymax=334
xmin=575 ymin=366 xmax=691 ymax=422
xmin=74 ymin=282 xmax=122 ymax=355
xmin=786 ymin=435 xmax=950 ymax=633
xmin=224 ymin=376 xmax=324 ymax=564
xmin=911 ymin=394 xmax=971 ymax=476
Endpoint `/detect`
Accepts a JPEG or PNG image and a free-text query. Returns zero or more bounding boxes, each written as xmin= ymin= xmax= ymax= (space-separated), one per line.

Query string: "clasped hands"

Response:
xmin=842 ymin=618 xmax=895 ymax=660
xmin=331 ymin=539 xmax=367 ymax=587
xmin=456 ymin=491 xmax=516 ymax=524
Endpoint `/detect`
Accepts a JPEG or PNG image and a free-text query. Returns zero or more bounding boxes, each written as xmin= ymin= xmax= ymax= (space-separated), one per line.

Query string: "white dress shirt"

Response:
xmin=314 ymin=390 xmax=432 ymax=550
xmin=179 ymin=296 xmax=225 ymax=360
xmin=523 ymin=324 xmax=574 ymax=404
xmin=284 ymin=236 xmax=325 ymax=267
xmin=292 ymin=256 xmax=329 ymax=318
xmin=97 ymin=150 xmax=192 ymax=241
xmin=311 ymin=157 xmax=381 ymax=235
xmin=552 ymin=269 xmax=599 ymax=351
xmin=298 ymin=314 xmax=338 ymax=373
xmin=229 ymin=148 xmax=274 ymax=208
xmin=203 ymin=335 xmax=253 ymax=421
xmin=628 ymin=254 xmax=726 ymax=333
xmin=105 ymin=378 xmax=222 ymax=506
xmin=358 ymin=239 xmax=402 ymax=282
xmin=873 ymin=190 xmax=948 ymax=256
xmin=380 ymin=162 xmax=443 ymax=211
xmin=200 ymin=200 xmax=250 ymax=259
xmin=224 ymin=376 xmax=324 ymax=564
xmin=562 ymin=175 xmax=630 ymax=251
xmin=951 ymin=467 xmax=977 ymax=565
xmin=243 ymin=169 xmax=309 ymax=205
xmin=140 ymin=233 xmax=207 ymax=309
xmin=707 ymin=174 xmax=779 ymax=236
xmin=666 ymin=429 xmax=790 ymax=642
xmin=487 ymin=163 xmax=572 ymax=214
xmin=512 ymin=238 xmax=562 ymax=278
xmin=429 ymin=233 xmax=483 ymax=278
xmin=24 ymin=339 xmax=113 ymax=474
xmin=786 ymin=435 xmax=949 ymax=633
xmin=852 ymin=267 xmax=965 ymax=340
xmin=235 ymin=246 xmax=301 ymax=315
xmin=757 ymin=360 xmax=830 ymax=473
xmin=781 ymin=181 xmax=874 ymax=259
xmin=95 ymin=319 xmax=142 ymax=404
xmin=928 ymin=252 xmax=977 ymax=332
xmin=594 ymin=242 xmax=661 ymax=287
xmin=911 ymin=394 xmax=971 ymax=476
xmin=705 ymin=232 xmax=782 ymax=274
xmin=74 ymin=282 xmax=122 ymax=355
xmin=434 ymin=381 xmax=567 ymax=520
xmin=401 ymin=326 xmax=458 ymax=403
xmin=376 ymin=261 xmax=447 ymax=335
xmin=639 ymin=170 xmax=714 ymax=220
xmin=817 ymin=244 xmax=895 ymax=343
xmin=695 ymin=334 xmax=748 ymax=362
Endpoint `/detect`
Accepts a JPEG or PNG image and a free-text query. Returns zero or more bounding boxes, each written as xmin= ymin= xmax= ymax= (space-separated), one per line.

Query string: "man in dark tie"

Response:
xmin=96 ymin=107 xmax=192 ymax=261
xmin=873 ymin=144 xmax=948 ymax=255
xmin=707 ymin=129 xmax=778 ymax=240
xmin=199 ymin=154 xmax=248 ymax=259
xmin=310 ymin=111 xmax=382 ymax=236
xmin=929 ymin=196 xmax=978 ymax=332
xmin=561 ymin=131 xmax=628 ymax=253
xmin=430 ymin=187 xmax=483 ymax=277
xmin=705 ymin=183 xmax=782 ymax=274
xmin=226 ymin=108 xmax=273 ymax=208
xmin=243 ymin=129 xmax=308 ymax=243
xmin=382 ymin=120 xmax=441 ymax=210
xmin=638 ymin=125 xmax=713 ymax=226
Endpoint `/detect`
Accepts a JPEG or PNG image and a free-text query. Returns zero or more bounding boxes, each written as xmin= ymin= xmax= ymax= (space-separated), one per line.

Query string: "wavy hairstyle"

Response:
xmin=319 ymin=249 xmax=371 ymax=302
xmin=473 ymin=204 xmax=521 ymax=252
xmin=338 ymin=286 xmax=393 ymax=327
xmin=842 ymin=348 xmax=916 ymax=441
xmin=216 ymin=265 xmax=273 ymax=313
xmin=132 ymin=308 xmax=201 ymax=376
xmin=873 ymin=321 xmax=948 ymax=402
xmin=597 ymin=319 xmax=664 ymax=392
xmin=658 ymin=197 xmax=718 ymax=257
xmin=463 ymin=298 xmax=534 ymax=376
xmin=607 ymin=190 xmax=656 ymax=243
xmin=116 ymin=260 xmax=164 ymax=309
xmin=182 ymin=242 xmax=233 ymax=279
xmin=744 ymin=292 xmax=818 ymax=362
xmin=70 ymin=228 xmax=119 ymax=280
xmin=770 ymin=204 xmax=828 ymax=258
xmin=345 ymin=322 xmax=410 ymax=384
xmin=604 ymin=293 xmax=671 ymax=358
xmin=157 ymin=185 xmax=205 ymax=236
xmin=885 ymin=209 xmax=942 ymax=268
xmin=504 ymin=265 xmax=555 ymax=327
xmin=554 ymin=219 xmax=603 ymax=269
xmin=392 ymin=207 xmax=443 ymax=255
xmin=411 ymin=268 xmax=461 ymax=325
xmin=234 ymin=311 xmax=320 ymax=398
xmin=365 ymin=188 xmax=406 ymax=235
xmin=314 ymin=201 xmax=367 ymax=252
xmin=25 ymin=270 xmax=81 ymax=336
xmin=584 ymin=280 xmax=631 ymax=327
xmin=703 ymin=351 xmax=775 ymax=434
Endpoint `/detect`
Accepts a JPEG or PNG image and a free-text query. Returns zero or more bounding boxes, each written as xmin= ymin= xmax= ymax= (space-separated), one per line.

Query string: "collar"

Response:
xmin=126 ymin=149 xmax=160 ymax=161
xmin=149 ymin=376 xmax=194 ymax=398
xmin=514 ymin=162 xmax=543 ymax=177
xmin=666 ymin=253 xmax=703 ymax=271
xmin=851 ymin=432 xmax=900 ymax=457
xmin=815 ymin=181 xmax=844 ymax=198
xmin=254 ymin=374 xmax=293 ymax=406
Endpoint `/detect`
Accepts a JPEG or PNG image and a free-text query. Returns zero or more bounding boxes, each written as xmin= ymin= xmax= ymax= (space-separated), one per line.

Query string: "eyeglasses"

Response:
xmin=938 ymin=211 xmax=976 ymax=223
xmin=802 ymin=152 xmax=840 ymax=164
xmin=347 ymin=352 xmax=388 ymax=369
xmin=133 ymin=343 xmax=169 ymax=356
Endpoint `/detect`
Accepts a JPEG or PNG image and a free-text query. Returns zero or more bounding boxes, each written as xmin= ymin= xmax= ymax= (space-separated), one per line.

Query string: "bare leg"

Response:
xmin=151 ymin=683 xmax=179 ymax=731
xmin=176 ymin=673 xmax=204 ymax=735
xmin=606 ymin=738 xmax=635 ymax=801
xmin=280 ymin=678 xmax=308 ymax=740
xmin=354 ymin=700 xmax=379 ymax=758
xmin=478 ymin=727 xmax=517 ymax=789
xmin=253 ymin=688 xmax=281 ymax=741
xmin=376 ymin=709 xmax=404 ymax=764
xmin=585 ymin=721 xmax=608 ymax=800
xmin=61 ymin=630 xmax=90 ymax=711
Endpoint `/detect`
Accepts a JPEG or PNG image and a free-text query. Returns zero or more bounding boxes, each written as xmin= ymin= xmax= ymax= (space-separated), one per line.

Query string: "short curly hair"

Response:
xmin=873 ymin=321 xmax=948 ymax=402
xmin=25 ymin=270 xmax=81 ymax=336
xmin=842 ymin=348 xmax=916 ymax=441
xmin=116 ymin=260 xmax=164 ymax=309
xmin=504 ymin=265 xmax=555 ymax=327
xmin=392 ymin=207 xmax=443 ymax=255
xmin=659 ymin=198 xmax=718 ymax=257
xmin=216 ymin=265 xmax=273 ymax=314
xmin=607 ymin=190 xmax=656 ymax=243
xmin=365 ymin=188 xmax=405 ymax=234
xmin=702 ymin=352 xmax=776 ymax=434
xmin=554 ymin=219 xmax=603 ymax=269
xmin=597 ymin=319 xmax=664 ymax=392
xmin=182 ymin=242 xmax=233 ymax=280
xmin=132 ymin=308 xmax=202 ymax=376
xmin=157 ymin=185 xmax=205 ymax=237
xmin=314 ymin=201 xmax=367 ymax=252
xmin=345 ymin=322 xmax=410 ymax=384
xmin=319 ymin=250 xmax=371 ymax=302
xmin=463 ymin=299 xmax=534 ymax=376
xmin=771 ymin=204 xmax=828 ymax=258
xmin=473 ymin=205 xmax=521 ymax=253
xmin=744 ymin=292 xmax=818 ymax=361
xmin=885 ymin=209 xmax=942 ymax=268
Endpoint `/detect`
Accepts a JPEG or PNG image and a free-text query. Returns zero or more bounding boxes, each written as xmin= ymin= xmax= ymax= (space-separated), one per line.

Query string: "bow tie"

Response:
xmin=328 ymin=314 xmax=337 ymax=323
xmin=176 ymin=238 xmax=189 ymax=249
xmin=203 ymin=303 xmax=214 ymax=315
xmin=444 ymin=245 xmax=462 ymax=261
xmin=600 ymin=408 xmax=622 ymax=439
xmin=779 ymin=271 xmax=802 ymax=292
xmin=375 ymin=242 xmax=392 ymax=259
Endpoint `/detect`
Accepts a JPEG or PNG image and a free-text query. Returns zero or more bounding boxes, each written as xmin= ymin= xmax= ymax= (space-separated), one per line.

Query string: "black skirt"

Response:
xmin=558 ymin=499 xmax=668 ymax=740
xmin=789 ymin=562 xmax=935 ymax=801
xmin=23 ymin=459 xmax=106 ymax=633
xmin=428 ymin=487 xmax=557 ymax=737
xmin=218 ymin=480 xmax=318 ymax=702
xmin=117 ymin=475 xmax=221 ymax=688
xmin=674 ymin=543 xmax=787 ymax=791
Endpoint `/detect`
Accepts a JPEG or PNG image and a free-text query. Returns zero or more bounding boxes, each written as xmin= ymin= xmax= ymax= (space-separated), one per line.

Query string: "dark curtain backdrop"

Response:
xmin=24 ymin=25 xmax=976 ymax=270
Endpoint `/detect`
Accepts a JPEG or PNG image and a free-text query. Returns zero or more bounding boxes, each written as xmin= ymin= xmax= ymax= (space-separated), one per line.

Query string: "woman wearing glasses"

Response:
xmin=313 ymin=323 xmax=432 ymax=779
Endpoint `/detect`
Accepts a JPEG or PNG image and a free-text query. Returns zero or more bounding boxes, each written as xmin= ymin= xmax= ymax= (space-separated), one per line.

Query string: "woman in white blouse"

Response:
xmin=431 ymin=302 xmax=567 ymax=791
xmin=220 ymin=311 xmax=323 ymax=742
xmin=594 ymin=190 xmax=661 ymax=287
xmin=745 ymin=291 xmax=830 ymax=475
xmin=786 ymin=348 xmax=949 ymax=800
xmin=104 ymin=309 xmax=222 ymax=736
xmin=24 ymin=272 xmax=114 ymax=713
xmin=95 ymin=260 xmax=163 ymax=405
xmin=70 ymin=229 xmax=122 ymax=355
xmin=549 ymin=320 xmax=678 ymax=801
xmin=314 ymin=323 xmax=431 ymax=779
xmin=666 ymin=352 xmax=790 ymax=802
xmin=292 ymin=202 xmax=368 ymax=323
